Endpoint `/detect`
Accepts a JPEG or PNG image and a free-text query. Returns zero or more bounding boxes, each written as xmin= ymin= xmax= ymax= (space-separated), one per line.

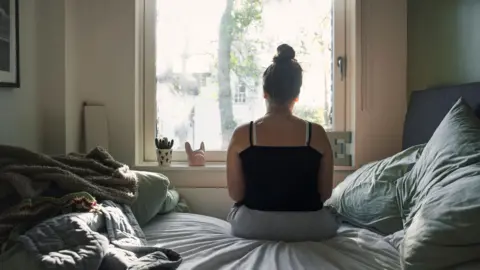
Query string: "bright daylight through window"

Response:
xmin=144 ymin=0 xmax=346 ymax=162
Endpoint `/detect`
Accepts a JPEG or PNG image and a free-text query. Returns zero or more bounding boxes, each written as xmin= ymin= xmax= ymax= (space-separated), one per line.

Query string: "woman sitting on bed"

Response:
xmin=226 ymin=44 xmax=339 ymax=241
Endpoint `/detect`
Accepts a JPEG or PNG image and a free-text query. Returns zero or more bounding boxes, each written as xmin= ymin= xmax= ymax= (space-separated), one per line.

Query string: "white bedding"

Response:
xmin=143 ymin=213 xmax=400 ymax=270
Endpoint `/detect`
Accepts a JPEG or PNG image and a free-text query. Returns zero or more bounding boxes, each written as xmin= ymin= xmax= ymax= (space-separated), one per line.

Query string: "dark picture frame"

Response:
xmin=0 ymin=0 xmax=19 ymax=88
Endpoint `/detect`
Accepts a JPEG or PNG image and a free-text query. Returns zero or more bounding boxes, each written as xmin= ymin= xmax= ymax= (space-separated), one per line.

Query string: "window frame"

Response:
xmin=142 ymin=0 xmax=348 ymax=163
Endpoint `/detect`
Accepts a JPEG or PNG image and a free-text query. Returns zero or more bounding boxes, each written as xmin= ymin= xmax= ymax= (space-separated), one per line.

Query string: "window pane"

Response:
xmin=155 ymin=0 xmax=334 ymax=151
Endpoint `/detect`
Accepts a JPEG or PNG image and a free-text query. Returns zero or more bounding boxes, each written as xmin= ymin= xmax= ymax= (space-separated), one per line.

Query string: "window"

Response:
xmin=143 ymin=0 xmax=347 ymax=163
xmin=234 ymin=84 xmax=247 ymax=104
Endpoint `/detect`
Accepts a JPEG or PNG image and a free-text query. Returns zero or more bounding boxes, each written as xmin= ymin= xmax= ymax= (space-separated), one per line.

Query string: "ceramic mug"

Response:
xmin=156 ymin=149 xmax=173 ymax=166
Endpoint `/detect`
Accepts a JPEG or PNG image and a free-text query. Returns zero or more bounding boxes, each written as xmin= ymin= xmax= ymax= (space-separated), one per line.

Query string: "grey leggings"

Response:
xmin=227 ymin=205 xmax=340 ymax=242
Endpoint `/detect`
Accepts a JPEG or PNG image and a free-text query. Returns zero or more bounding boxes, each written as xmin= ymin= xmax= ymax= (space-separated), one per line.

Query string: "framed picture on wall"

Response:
xmin=0 ymin=0 xmax=19 ymax=88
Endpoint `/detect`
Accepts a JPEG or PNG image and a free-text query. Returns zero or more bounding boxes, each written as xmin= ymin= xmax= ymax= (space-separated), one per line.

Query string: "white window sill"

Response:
xmin=136 ymin=162 xmax=228 ymax=171
xmin=136 ymin=162 xmax=356 ymax=171
xmin=134 ymin=162 xmax=356 ymax=188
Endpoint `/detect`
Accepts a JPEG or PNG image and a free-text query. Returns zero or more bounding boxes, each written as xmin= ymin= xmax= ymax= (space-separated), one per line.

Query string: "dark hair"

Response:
xmin=263 ymin=44 xmax=303 ymax=105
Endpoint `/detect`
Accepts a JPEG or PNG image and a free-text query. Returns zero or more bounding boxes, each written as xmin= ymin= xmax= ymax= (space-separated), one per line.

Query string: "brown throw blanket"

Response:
xmin=0 ymin=145 xmax=138 ymax=249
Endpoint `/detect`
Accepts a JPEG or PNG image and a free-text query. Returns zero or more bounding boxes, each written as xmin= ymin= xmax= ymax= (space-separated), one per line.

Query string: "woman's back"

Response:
xmin=238 ymin=116 xmax=323 ymax=211
xmin=226 ymin=44 xmax=338 ymax=241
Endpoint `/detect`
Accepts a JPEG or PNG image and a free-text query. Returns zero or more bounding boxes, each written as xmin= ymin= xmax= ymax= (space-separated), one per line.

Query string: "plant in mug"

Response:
xmin=155 ymin=137 xmax=174 ymax=150
xmin=155 ymin=137 xmax=174 ymax=166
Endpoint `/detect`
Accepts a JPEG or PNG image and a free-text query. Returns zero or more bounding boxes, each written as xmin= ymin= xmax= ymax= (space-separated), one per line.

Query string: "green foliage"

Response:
xmin=155 ymin=137 xmax=174 ymax=149
xmin=230 ymin=44 xmax=262 ymax=81
xmin=231 ymin=0 xmax=262 ymax=33
xmin=229 ymin=0 xmax=263 ymax=87
xmin=293 ymin=105 xmax=326 ymax=125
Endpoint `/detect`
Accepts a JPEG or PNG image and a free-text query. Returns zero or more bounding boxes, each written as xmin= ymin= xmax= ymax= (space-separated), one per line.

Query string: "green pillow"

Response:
xmin=398 ymin=98 xmax=480 ymax=269
xmin=130 ymin=171 xmax=180 ymax=226
xmin=325 ymin=144 xmax=424 ymax=235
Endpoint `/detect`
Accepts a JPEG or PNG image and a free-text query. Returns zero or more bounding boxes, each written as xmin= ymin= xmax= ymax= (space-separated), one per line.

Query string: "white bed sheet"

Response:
xmin=143 ymin=213 xmax=400 ymax=270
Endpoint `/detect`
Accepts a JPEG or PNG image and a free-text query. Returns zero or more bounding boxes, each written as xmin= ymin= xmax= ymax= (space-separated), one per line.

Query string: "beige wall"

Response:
xmin=36 ymin=0 xmax=84 ymax=155
xmin=36 ymin=0 xmax=67 ymax=154
xmin=68 ymin=0 xmax=139 ymax=165
xmin=36 ymin=0 xmax=139 ymax=164
xmin=351 ymin=0 xmax=407 ymax=167
xmin=408 ymin=0 xmax=480 ymax=94
xmin=0 ymin=0 xmax=40 ymax=151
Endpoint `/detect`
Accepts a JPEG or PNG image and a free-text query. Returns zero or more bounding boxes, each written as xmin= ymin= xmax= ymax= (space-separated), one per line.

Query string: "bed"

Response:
xmin=143 ymin=213 xmax=399 ymax=270
xmin=137 ymin=82 xmax=480 ymax=270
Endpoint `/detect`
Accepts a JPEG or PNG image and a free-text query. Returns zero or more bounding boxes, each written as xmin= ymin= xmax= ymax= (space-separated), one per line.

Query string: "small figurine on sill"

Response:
xmin=185 ymin=141 xmax=206 ymax=166
xmin=155 ymin=137 xmax=174 ymax=166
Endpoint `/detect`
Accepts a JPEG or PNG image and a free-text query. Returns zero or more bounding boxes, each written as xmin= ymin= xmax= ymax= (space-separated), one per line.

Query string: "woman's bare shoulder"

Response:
xmin=309 ymin=122 xmax=330 ymax=153
xmin=230 ymin=122 xmax=252 ymax=152
xmin=310 ymin=122 xmax=328 ymax=134
xmin=233 ymin=122 xmax=251 ymax=138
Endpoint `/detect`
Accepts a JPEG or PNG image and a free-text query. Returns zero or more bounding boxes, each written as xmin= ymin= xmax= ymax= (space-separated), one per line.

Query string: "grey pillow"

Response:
xmin=398 ymin=98 xmax=480 ymax=269
xmin=130 ymin=171 xmax=179 ymax=226
xmin=325 ymin=144 xmax=424 ymax=235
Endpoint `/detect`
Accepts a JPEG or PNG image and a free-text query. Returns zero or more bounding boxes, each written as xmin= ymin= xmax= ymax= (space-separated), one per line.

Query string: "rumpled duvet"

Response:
xmin=0 ymin=145 xmax=139 ymax=248
xmin=16 ymin=200 xmax=182 ymax=270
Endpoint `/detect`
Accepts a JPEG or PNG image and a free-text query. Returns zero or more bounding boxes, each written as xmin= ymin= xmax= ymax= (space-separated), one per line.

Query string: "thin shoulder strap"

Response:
xmin=252 ymin=121 xmax=257 ymax=145
xmin=306 ymin=121 xmax=312 ymax=146
xmin=249 ymin=121 xmax=254 ymax=146
xmin=249 ymin=121 xmax=257 ymax=146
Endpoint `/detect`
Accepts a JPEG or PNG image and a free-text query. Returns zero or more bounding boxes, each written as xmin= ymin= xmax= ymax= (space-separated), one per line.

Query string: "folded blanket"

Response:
xmin=17 ymin=200 xmax=182 ymax=270
xmin=0 ymin=145 xmax=138 ymax=250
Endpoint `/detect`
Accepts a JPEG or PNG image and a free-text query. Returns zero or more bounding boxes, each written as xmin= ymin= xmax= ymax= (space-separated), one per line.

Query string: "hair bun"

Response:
xmin=273 ymin=44 xmax=295 ymax=64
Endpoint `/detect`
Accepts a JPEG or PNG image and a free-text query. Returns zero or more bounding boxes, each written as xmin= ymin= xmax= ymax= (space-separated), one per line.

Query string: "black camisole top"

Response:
xmin=237 ymin=121 xmax=323 ymax=211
